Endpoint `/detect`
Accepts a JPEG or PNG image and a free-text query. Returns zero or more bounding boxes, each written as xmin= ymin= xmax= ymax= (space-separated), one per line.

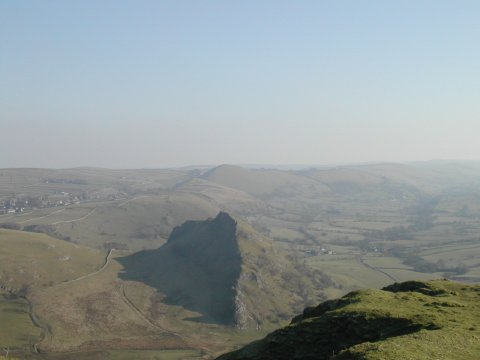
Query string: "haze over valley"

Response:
xmin=0 ymin=162 xmax=480 ymax=358
xmin=2 ymin=1 xmax=480 ymax=359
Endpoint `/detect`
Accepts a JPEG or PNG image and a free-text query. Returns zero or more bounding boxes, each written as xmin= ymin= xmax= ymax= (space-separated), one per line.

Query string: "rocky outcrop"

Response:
xmin=119 ymin=212 xmax=328 ymax=329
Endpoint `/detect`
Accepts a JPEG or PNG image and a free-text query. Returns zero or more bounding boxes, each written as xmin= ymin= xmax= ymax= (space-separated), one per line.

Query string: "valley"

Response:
xmin=1 ymin=161 xmax=480 ymax=358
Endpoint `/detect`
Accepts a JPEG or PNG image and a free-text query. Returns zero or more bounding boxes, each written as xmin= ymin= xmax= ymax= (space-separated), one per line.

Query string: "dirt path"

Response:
xmin=116 ymin=284 xmax=213 ymax=351
xmin=50 ymin=208 xmax=97 ymax=225
xmin=54 ymin=249 xmax=114 ymax=287
xmin=19 ymin=208 xmax=66 ymax=224
xmin=357 ymin=256 xmax=398 ymax=283
xmin=117 ymin=283 xmax=174 ymax=333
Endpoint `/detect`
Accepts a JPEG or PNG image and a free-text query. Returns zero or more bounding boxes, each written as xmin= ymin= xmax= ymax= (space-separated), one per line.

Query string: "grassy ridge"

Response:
xmin=217 ymin=280 xmax=480 ymax=360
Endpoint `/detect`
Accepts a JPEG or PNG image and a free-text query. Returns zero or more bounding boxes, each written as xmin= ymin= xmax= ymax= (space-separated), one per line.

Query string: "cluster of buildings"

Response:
xmin=0 ymin=193 xmax=83 ymax=215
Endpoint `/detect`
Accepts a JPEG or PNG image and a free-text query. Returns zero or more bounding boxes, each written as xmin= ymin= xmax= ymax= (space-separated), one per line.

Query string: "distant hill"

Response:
xmin=204 ymin=164 xmax=330 ymax=196
xmin=118 ymin=212 xmax=332 ymax=329
xmin=175 ymin=177 xmax=268 ymax=216
xmin=217 ymin=280 xmax=480 ymax=359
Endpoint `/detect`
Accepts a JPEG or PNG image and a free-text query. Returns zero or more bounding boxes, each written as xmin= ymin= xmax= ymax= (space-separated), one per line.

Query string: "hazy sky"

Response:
xmin=1 ymin=1 xmax=479 ymax=168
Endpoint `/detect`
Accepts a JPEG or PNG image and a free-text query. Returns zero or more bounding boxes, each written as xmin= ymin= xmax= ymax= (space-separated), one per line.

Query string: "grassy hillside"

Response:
xmin=303 ymin=167 xmax=383 ymax=188
xmin=52 ymin=193 xmax=219 ymax=250
xmin=0 ymin=229 xmax=104 ymax=290
xmin=217 ymin=280 xmax=480 ymax=360
xmin=175 ymin=177 xmax=268 ymax=216
xmin=0 ymin=229 xmax=105 ymax=355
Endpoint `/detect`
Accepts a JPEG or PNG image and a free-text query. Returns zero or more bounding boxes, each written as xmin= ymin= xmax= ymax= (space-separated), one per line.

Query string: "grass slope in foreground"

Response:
xmin=217 ymin=280 xmax=480 ymax=360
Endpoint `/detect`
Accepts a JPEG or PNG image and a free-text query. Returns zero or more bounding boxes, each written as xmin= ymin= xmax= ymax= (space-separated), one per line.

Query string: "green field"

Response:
xmin=0 ymin=293 xmax=41 ymax=350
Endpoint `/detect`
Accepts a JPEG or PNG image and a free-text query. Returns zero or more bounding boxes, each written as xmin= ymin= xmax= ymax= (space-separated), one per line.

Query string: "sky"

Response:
xmin=1 ymin=1 xmax=479 ymax=168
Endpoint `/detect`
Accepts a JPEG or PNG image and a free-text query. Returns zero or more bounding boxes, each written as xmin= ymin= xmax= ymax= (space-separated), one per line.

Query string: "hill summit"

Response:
xmin=217 ymin=280 xmax=480 ymax=359
xmin=119 ymin=212 xmax=329 ymax=329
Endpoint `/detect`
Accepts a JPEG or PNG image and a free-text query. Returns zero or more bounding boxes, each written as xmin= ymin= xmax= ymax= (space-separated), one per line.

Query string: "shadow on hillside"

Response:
xmin=117 ymin=214 xmax=243 ymax=326
xmin=117 ymin=246 xmax=241 ymax=326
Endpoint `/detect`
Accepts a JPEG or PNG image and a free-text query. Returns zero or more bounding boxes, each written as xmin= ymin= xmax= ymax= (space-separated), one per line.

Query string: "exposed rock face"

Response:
xmin=119 ymin=212 xmax=328 ymax=329
xmin=216 ymin=280 xmax=480 ymax=360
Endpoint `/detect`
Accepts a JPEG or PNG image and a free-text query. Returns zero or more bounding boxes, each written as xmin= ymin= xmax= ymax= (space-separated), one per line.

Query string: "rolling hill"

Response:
xmin=3 ymin=162 xmax=480 ymax=358
xmin=203 ymin=164 xmax=330 ymax=197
